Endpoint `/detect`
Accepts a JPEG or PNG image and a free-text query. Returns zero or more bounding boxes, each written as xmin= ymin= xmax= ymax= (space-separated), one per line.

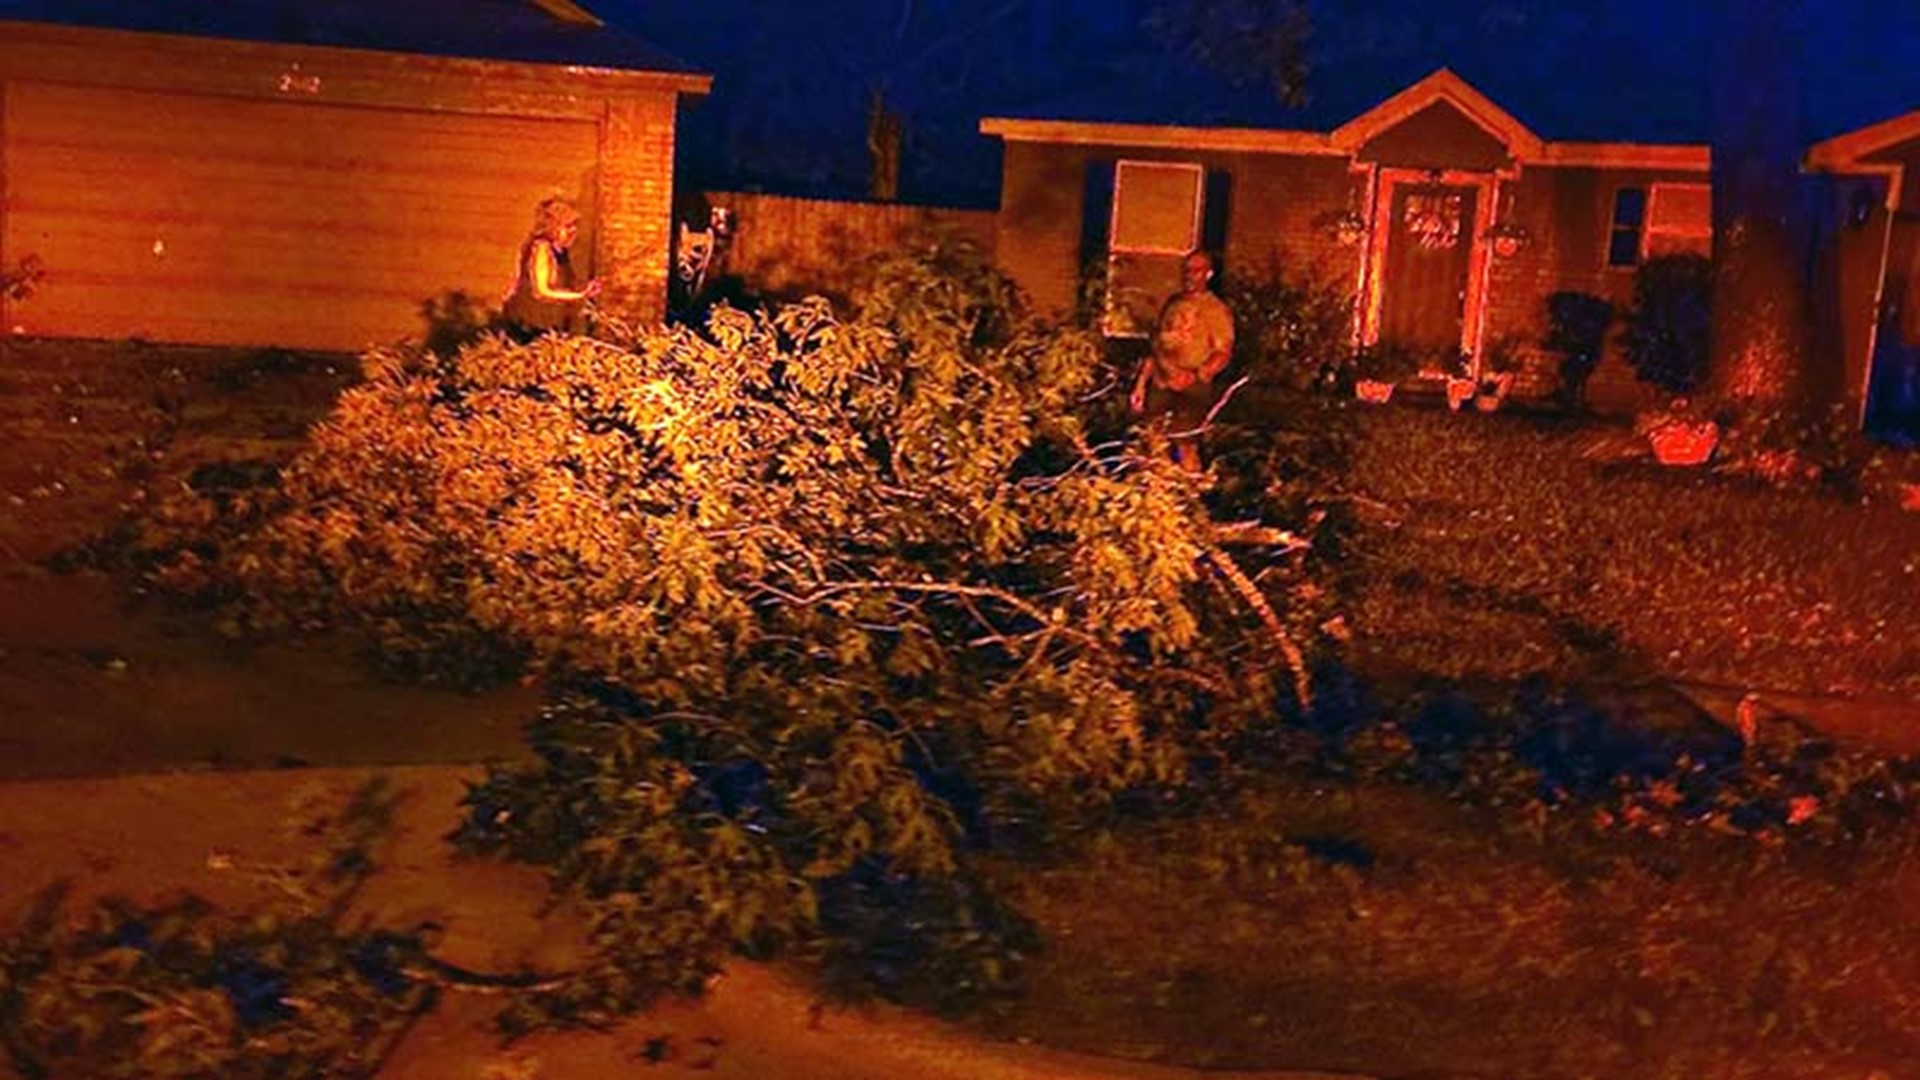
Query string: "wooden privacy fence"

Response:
xmin=698 ymin=191 xmax=996 ymax=298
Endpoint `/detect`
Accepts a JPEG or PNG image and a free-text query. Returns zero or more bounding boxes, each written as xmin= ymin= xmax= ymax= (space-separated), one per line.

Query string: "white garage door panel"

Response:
xmin=4 ymin=81 xmax=601 ymax=351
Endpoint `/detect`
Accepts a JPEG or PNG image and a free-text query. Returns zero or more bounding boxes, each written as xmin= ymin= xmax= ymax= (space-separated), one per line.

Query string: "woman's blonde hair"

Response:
xmin=530 ymin=196 xmax=581 ymax=242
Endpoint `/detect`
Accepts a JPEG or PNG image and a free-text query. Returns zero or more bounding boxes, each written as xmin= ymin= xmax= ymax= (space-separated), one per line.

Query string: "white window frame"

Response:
xmin=1104 ymin=160 xmax=1204 ymax=337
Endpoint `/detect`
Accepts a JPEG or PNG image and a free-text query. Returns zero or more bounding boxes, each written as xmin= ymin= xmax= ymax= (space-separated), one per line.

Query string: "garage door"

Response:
xmin=2 ymin=81 xmax=600 ymax=351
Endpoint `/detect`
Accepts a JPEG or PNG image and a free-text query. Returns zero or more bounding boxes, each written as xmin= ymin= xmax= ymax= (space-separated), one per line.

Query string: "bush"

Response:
xmin=1544 ymin=291 xmax=1614 ymax=407
xmin=1220 ymin=259 xmax=1355 ymax=391
xmin=1349 ymin=343 xmax=1422 ymax=384
xmin=1621 ymin=254 xmax=1712 ymax=394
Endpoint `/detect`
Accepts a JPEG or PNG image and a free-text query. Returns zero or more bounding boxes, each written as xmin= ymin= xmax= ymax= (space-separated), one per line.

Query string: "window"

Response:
xmin=1608 ymin=183 xmax=1712 ymax=268
xmin=1607 ymin=187 xmax=1646 ymax=267
xmin=1104 ymin=160 xmax=1203 ymax=336
xmin=1644 ymin=183 xmax=1712 ymax=258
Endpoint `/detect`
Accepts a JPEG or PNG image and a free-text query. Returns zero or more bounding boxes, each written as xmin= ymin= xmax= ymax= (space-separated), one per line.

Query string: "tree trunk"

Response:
xmin=866 ymin=88 xmax=905 ymax=202
xmin=1707 ymin=0 xmax=1826 ymax=424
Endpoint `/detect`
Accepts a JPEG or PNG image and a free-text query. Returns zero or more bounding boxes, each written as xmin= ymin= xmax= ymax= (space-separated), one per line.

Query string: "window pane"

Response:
xmin=1611 ymin=187 xmax=1647 ymax=228
xmin=1648 ymin=183 xmax=1711 ymax=235
xmin=1112 ymin=161 xmax=1202 ymax=252
xmin=1608 ymin=229 xmax=1642 ymax=267
xmin=1645 ymin=231 xmax=1710 ymax=259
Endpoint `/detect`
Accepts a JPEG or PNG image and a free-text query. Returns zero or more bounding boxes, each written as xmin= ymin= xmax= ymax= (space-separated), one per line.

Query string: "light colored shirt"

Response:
xmin=1152 ymin=290 xmax=1234 ymax=388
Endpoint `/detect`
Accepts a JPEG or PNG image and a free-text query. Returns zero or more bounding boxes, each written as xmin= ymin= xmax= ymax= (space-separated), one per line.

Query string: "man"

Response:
xmin=1130 ymin=249 xmax=1235 ymax=473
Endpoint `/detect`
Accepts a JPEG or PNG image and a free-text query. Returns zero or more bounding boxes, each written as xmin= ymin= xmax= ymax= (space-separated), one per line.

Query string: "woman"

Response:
xmin=502 ymin=197 xmax=600 ymax=340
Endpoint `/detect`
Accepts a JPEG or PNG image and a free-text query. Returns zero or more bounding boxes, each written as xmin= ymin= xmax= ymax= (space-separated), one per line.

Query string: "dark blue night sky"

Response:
xmin=12 ymin=1 xmax=1919 ymax=207
xmin=599 ymin=0 xmax=1920 ymax=207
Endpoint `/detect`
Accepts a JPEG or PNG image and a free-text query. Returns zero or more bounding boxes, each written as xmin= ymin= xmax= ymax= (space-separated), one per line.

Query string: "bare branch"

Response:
xmin=1199 ymin=539 xmax=1312 ymax=713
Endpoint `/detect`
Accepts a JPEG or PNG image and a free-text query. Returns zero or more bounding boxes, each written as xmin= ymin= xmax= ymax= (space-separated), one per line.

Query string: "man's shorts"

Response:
xmin=1145 ymin=381 xmax=1214 ymax=436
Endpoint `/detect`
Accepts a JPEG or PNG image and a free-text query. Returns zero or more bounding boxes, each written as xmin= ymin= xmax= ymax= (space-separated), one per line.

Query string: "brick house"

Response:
xmin=0 ymin=0 xmax=708 ymax=352
xmin=982 ymin=69 xmax=1711 ymax=400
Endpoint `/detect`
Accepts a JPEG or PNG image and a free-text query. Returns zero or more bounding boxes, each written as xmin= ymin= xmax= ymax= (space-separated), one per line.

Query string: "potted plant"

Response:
xmin=1426 ymin=351 xmax=1474 ymax=411
xmin=1640 ymin=397 xmax=1720 ymax=465
xmin=1349 ymin=345 xmax=1418 ymax=404
xmin=1474 ymin=345 xmax=1520 ymax=412
xmin=1445 ymin=375 xmax=1476 ymax=411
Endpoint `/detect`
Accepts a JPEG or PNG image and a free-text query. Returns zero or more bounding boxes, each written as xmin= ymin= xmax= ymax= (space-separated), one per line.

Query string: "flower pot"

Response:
xmin=1649 ymin=421 xmax=1719 ymax=466
xmin=1474 ymin=393 xmax=1504 ymax=413
xmin=1445 ymin=378 xmax=1475 ymax=411
xmin=1354 ymin=379 xmax=1395 ymax=404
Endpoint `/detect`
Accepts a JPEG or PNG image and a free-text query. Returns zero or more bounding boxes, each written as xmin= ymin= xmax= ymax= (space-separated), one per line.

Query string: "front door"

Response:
xmin=1378 ymin=182 xmax=1479 ymax=362
xmin=1867 ymin=211 xmax=1920 ymax=440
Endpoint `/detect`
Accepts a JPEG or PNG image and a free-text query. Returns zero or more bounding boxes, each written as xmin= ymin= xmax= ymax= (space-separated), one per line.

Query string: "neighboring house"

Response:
xmin=1807 ymin=111 xmax=1920 ymax=437
xmin=982 ymin=69 xmax=1710 ymax=395
xmin=0 ymin=0 xmax=708 ymax=352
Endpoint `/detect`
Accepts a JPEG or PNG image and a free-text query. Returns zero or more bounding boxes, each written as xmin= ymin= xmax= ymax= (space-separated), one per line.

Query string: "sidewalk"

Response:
xmin=1674 ymin=679 xmax=1920 ymax=755
xmin=0 ymin=765 xmax=1370 ymax=1080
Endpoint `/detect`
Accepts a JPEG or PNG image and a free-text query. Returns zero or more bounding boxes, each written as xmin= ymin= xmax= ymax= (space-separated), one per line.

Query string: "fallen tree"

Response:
xmin=150 ymin=240 xmax=1335 ymax=1024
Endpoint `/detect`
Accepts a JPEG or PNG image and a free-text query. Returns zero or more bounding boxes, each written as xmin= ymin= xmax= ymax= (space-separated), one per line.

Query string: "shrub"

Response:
xmin=1349 ymin=343 xmax=1421 ymax=384
xmin=1621 ymin=254 xmax=1712 ymax=394
xmin=1544 ymin=291 xmax=1614 ymax=407
xmin=1220 ymin=259 xmax=1355 ymax=391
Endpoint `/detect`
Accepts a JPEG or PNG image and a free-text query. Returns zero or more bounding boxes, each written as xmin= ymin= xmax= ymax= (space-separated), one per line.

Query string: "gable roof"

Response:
xmin=983 ymin=67 xmax=1709 ymax=172
xmin=0 ymin=0 xmax=704 ymax=80
xmin=1328 ymin=68 xmax=1543 ymax=161
xmin=1807 ymin=109 xmax=1920 ymax=171
xmin=1806 ymin=107 xmax=1920 ymax=209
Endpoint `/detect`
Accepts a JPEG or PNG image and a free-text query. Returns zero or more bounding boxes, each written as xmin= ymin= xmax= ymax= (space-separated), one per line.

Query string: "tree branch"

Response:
xmin=1198 ymin=539 xmax=1312 ymax=713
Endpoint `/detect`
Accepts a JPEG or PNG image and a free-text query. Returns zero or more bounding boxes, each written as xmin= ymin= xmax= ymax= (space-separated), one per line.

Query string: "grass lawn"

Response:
xmin=974 ymin=771 xmax=1920 ymax=1080
xmin=1336 ymin=403 xmax=1920 ymax=699
xmin=961 ymin=395 xmax=1920 ymax=1080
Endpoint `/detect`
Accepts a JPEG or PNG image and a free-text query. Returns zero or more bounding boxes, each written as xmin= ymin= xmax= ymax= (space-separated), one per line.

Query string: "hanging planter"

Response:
xmin=1487 ymin=220 xmax=1531 ymax=258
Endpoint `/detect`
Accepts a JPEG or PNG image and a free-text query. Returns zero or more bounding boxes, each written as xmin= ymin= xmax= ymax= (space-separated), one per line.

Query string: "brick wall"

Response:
xmin=995 ymin=140 xmax=1362 ymax=320
xmin=1228 ymin=154 xmax=1362 ymax=286
xmin=992 ymin=135 xmax=1725 ymax=418
xmin=996 ymin=141 xmax=1091 ymax=318
xmin=596 ymin=93 xmax=680 ymax=327
xmin=1482 ymin=164 xmax=1710 ymax=415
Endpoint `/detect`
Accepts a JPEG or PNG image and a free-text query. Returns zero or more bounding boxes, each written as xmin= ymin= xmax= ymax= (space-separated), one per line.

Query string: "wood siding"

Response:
xmin=707 ymin=190 xmax=996 ymax=298
xmin=4 ymin=81 xmax=599 ymax=351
